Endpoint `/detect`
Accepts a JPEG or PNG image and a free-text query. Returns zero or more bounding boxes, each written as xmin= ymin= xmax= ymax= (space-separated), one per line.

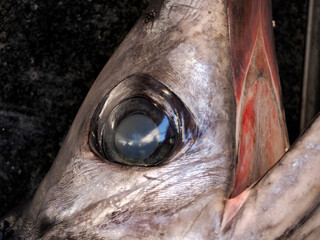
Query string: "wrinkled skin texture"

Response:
xmin=3 ymin=0 xmax=320 ymax=239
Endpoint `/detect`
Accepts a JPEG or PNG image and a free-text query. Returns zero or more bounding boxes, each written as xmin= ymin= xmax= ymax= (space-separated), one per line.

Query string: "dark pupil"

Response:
xmin=115 ymin=114 xmax=160 ymax=159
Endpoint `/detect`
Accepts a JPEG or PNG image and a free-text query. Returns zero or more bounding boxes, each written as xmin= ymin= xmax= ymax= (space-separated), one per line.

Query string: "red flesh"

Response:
xmin=227 ymin=0 xmax=289 ymax=197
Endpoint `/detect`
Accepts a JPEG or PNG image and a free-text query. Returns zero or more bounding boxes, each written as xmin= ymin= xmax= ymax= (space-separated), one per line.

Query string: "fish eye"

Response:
xmin=101 ymin=97 xmax=177 ymax=166
xmin=89 ymin=74 xmax=198 ymax=166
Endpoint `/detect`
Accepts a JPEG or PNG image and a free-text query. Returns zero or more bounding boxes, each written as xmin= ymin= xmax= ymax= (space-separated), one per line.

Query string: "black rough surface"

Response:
xmin=0 ymin=0 xmax=308 ymax=217
xmin=272 ymin=0 xmax=308 ymax=142
xmin=0 ymin=220 xmax=24 ymax=240
xmin=0 ymin=0 xmax=148 ymax=217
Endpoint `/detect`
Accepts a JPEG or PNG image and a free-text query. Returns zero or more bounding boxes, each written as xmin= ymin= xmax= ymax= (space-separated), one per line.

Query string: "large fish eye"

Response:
xmin=89 ymin=74 xmax=198 ymax=167
xmin=100 ymin=97 xmax=177 ymax=166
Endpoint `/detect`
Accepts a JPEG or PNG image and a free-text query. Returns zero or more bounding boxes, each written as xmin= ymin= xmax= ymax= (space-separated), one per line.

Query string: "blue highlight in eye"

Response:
xmin=115 ymin=114 xmax=166 ymax=159
xmin=157 ymin=116 xmax=170 ymax=143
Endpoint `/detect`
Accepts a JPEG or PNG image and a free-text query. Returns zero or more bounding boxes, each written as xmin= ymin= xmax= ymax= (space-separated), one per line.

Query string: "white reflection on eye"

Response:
xmin=115 ymin=114 xmax=162 ymax=159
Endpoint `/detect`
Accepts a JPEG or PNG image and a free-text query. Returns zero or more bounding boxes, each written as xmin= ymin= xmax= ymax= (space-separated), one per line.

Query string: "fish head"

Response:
xmin=20 ymin=0 xmax=236 ymax=238
xmin=14 ymin=0 xmax=293 ymax=239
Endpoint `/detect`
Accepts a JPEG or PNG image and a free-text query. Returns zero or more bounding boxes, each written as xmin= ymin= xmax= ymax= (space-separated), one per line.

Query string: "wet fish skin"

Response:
xmin=15 ymin=0 xmax=235 ymax=238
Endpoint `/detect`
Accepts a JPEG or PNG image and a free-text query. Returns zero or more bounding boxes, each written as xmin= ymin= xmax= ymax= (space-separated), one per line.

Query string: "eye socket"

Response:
xmin=89 ymin=74 xmax=198 ymax=166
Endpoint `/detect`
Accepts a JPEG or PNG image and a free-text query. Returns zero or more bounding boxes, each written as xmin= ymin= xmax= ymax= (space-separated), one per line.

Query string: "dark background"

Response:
xmin=0 ymin=0 xmax=308 ymax=216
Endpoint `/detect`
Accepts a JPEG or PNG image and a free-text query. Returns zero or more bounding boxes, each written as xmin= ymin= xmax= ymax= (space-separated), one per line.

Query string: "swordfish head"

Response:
xmin=6 ymin=0 xmax=320 ymax=239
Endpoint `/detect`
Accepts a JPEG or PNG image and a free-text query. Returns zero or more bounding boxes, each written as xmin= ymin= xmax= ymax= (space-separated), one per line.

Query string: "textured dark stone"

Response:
xmin=0 ymin=0 xmax=308 ymax=217
xmin=0 ymin=219 xmax=24 ymax=239
xmin=272 ymin=0 xmax=309 ymax=142
xmin=0 ymin=0 xmax=148 ymax=217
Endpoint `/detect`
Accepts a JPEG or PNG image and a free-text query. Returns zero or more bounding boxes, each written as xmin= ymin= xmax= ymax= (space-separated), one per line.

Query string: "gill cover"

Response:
xmin=227 ymin=0 xmax=289 ymax=196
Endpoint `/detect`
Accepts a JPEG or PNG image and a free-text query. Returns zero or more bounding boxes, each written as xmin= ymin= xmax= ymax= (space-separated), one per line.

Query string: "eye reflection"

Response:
xmin=157 ymin=115 xmax=170 ymax=142
xmin=115 ymin=114 xmax=160 ymax=159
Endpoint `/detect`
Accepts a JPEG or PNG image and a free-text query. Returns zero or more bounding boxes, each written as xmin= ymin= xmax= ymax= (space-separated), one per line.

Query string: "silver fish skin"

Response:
xmin=14 ymin=0 xmax=236 ymax=239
